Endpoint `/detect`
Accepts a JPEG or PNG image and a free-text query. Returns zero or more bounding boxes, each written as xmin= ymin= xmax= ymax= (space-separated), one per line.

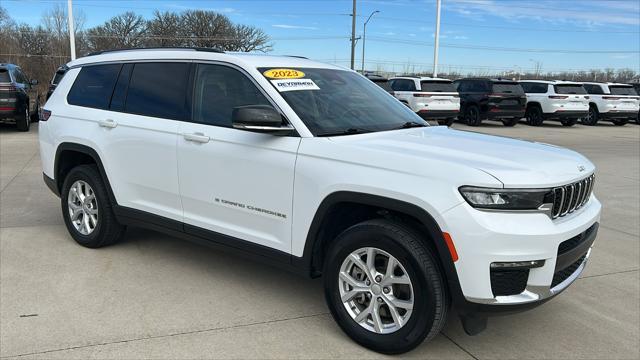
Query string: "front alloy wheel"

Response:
xmin=339 ymin=247 xmax=414 ymax=334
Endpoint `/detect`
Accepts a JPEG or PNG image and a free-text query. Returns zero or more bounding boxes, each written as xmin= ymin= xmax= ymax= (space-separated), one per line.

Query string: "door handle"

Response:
xmin=98 ymin=119 xmax=118 ymax=128
xmin=183 ymin=132 xmax=210 ymax=143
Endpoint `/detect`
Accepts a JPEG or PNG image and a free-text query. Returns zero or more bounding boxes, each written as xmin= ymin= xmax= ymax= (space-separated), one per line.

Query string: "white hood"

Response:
xmin=328 ymin=126 xmax=595 ymax=188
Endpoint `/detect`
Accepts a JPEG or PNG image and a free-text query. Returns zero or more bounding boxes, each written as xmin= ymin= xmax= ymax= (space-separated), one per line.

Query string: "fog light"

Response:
xmin=490 ymin=260 xmax=545 ymax=269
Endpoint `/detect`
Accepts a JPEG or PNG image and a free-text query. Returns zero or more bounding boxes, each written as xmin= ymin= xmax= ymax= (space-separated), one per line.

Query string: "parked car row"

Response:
xmin=369 ymin=74 xmax=640 ymax=127
xmin=0 ymin=63 xmax=41 ymax=131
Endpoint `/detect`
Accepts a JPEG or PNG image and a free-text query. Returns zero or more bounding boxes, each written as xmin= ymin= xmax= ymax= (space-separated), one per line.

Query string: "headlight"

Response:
xmin=459 ymin=186 xmax=554 ymax=211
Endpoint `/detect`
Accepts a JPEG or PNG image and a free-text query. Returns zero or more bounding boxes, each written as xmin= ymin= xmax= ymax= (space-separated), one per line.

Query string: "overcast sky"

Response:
xmin=3 ymin=0 xmax=639 ymax=73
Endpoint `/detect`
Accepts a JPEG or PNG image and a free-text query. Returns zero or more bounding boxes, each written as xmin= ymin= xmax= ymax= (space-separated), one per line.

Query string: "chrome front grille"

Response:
xmin=551 ymin=174 xmax=595 ymax=219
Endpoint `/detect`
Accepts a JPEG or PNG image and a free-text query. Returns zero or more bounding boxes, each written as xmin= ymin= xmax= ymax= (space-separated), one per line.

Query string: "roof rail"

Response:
xmin=87 ymin=47 xmax=225 ymax=56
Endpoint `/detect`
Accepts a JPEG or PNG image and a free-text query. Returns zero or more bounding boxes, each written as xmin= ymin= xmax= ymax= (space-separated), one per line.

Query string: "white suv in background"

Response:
xmin=40 ymin=49 xmax=601 ymax=354
xmin=388 ymin=76 xmax=460 ymax=126
xmin=520 ymin=80 xmax=589 ymax=127
xmin=582 ymin=82 xmax=639 ymax=126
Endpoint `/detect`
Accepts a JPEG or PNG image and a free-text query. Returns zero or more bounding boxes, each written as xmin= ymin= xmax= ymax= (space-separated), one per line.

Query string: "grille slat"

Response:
xmin=551 ymin=174 xmax=594 ymax=219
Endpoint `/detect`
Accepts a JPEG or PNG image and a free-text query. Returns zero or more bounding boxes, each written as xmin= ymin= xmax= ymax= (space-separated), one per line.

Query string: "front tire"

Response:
xmin=323 ymin=219 xmax=448 ymax=354
xmin=582 ymin=105 xmax=599 ymax=126
xmin=61 ymin=165 xmax=126 ymax=248
xmin=16 ymin=106 xmax=30 ymax=132
xmin=525 ymin=106 xmax=544 ymax=126
xmin=464 ymin=105 xmax=482 ymax=126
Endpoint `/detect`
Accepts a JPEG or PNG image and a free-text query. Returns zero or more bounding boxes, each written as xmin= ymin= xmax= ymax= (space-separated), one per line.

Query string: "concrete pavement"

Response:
xmin=1 ymin=121 xmax=638 ymax=359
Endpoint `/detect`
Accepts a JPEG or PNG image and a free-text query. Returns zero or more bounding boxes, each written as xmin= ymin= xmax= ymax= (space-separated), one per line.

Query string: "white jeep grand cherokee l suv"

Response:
xmin=582 ymin=82 xmax=639 ymax=126
xmin=388 ymin=76 xmax=460 ymax=126
xmin=40 ymin=49 xmax=601 ymax=354
xmin=520 ymin=80 xmax=589 ymax=127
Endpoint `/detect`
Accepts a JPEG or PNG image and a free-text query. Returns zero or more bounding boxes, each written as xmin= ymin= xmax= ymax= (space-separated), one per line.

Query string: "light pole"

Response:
xmin=67 ymin=0 xmax=76 ymax=60
xmin=361 ymin=10 xmax=379 ymax=73
xmin=432 ymin=0 xmax=442 ymax=77
xmin=350 ymin=0 xmax=357 ymax=70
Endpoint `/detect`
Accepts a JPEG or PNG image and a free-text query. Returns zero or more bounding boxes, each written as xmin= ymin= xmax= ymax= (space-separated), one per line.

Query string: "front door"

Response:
xmin=177 ymin=63 xmax=299 ymax=253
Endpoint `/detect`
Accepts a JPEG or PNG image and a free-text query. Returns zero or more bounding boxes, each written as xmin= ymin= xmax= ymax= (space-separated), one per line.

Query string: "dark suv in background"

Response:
xmin=47 ymin=65 xmax=68 ymax=100
xmin=453 ymin=78 xmax=526 ymax=126
xmin=0 ymin=63 xmax=40 ymax=131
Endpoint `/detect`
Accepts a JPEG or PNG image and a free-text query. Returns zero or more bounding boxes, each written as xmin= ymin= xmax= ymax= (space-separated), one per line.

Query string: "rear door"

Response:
xmin=177 ymin=63 xmax=299 ymax=253
xmin=490 ymin=81 xmax=526 ymax=111
xmin=419 ymin=80 xmax=459 ymax=110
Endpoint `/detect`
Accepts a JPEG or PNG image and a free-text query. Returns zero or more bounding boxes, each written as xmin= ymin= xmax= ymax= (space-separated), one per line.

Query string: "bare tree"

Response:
xmin=86 ymin=12 xmax=147 ymax=51
xmin=230 ymin=24 xmax=271 ymax=52
xmin=146 ymin=10 xmax=183 ymax=47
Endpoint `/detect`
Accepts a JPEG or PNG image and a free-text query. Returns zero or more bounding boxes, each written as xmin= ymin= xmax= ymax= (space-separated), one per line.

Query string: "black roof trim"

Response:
xmin=87 ymin=47 xmax=225 ymax=56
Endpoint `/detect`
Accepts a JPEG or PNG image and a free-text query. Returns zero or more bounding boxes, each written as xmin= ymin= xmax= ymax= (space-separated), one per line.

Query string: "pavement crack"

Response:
xmin=578 ymin=268 xmax=639 ymax=280
xmin=598 ymin=224 xmax=639 ymax=238
xmin=1 ymin=312 xmax=331 ymax=358
xmin=442 ymin=332 xmax=479 ymax=360
xmin=0 ymin=150 xmax=38 ymax=194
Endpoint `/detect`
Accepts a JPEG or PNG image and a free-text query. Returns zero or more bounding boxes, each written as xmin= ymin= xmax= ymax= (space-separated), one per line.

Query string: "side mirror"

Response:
xmin=232 ymin=105 xmax=294 ymax=133
xmin=30 ymin=79 xmax=38 ymax=85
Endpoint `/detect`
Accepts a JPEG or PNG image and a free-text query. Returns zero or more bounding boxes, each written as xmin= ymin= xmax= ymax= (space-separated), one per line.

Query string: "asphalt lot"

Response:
xmin=1 ymin=121 xmax=638 ymax=359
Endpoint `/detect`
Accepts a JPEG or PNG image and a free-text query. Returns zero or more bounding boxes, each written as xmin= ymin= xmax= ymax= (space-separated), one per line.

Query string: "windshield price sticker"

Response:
xmin=263 ymin=69 xmax=305 ymax=79
xmin=271 ymin=79 xmax=320 ymax=92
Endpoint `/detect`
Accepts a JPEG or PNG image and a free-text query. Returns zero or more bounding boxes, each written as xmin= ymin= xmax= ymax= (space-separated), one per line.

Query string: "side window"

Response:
xmin=109 ymin=64 xmax=133 ymax=112
xmin=455 ymin=81 xmax=467 ymax=92
xmin=521 ymin=82 xmax=547 ymax=93
xmin=584 ymin=84 xmax=604 ymax=95
xmin=193 ymin=64 xmax=271 ymax=127
xmin=125 ymin=62 xmax=191 ymax=120
xmin=67 ymin=64 xmax=122 ymax=110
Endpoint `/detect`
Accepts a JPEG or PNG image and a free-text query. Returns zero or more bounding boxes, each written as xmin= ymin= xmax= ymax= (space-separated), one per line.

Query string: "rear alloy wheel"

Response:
xmin=612 ymin=119 xmax=628 ymax=126
xmin=525 ymin=106 xmax=544 ymax=126
xmin=502 ymin=117 xmax=519 ymax=127
xmin=324 ymin=219 xmax=448 ymax=354
xmin=582 ymin=106 xmax=599 ymax=126
xmin=464 ymin=106 xmax=482 ymax=126
xmin=561 ymin=118 xmax=579 ymax=127
xmin=16 ymin=106 xmax=30 ymax=132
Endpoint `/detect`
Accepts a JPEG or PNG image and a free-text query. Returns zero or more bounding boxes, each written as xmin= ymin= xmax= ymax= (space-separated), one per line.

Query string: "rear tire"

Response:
xmin=612 ymin=119 xmax=628 ymax=126
xmin=30 ymin=98 xmax=40 ymax=122
xmin=464 ymin=105 xmax=482 ymax=126
xmin=525 ymin=106 xmax=544 ymax=126
xmin=61 ymin=165 xmax=126 ymax=248
xmin=561 ymin=118 xmax=579 ymax=127
xmin=502 ymin=117 xmax=519 ymax=127
xmin=582 ymin=105 xmax=599 ymax=126
xmin=437 ymin=118 xmax=455 ymax=127
xmin=16 ymin=106 xmax=30 ymax=132
xmin=323 ymin=219 xmax=449 ymax=354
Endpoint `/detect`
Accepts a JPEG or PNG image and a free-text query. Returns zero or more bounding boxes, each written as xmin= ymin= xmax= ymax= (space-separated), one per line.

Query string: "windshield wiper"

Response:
xmin=394 ymin=121 xmax=428 ymax=130
xmin=317 ymin=127 xmax=372 ymax=137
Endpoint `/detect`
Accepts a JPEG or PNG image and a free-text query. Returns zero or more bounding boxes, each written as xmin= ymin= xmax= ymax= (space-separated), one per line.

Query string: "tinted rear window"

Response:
xmin=491 ymin=82 xmax=524 ymax=94
xmin=609 ymin=86 xmax=637 ymax=96
xmin=125 ymin=62 xmax=191 ymax=120
xmin=0 ymin=69 xmax=10 ymax=82
xmin=67 ymin=64 xmax=121 ymax=110
xmin=520 ymin=82 xmax=548 ymax=93
xmin=420 ymin=81 xmax=456 ymax=92
xmin=554 ymin=84 xmax=586 ymax=94
xmin=371 ymin=79 xmax=391 ymax=91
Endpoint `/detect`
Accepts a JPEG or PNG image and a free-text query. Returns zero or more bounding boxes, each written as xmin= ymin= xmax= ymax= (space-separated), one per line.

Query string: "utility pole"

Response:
xmin=361 ymin=10 xmax=380 ymax=73
xmin=67 ymin=0 xmax=76 ymax=60
xmin=432 ymin=0 xmax=442 ymax=77
xmin=350 ymin=0 xmax=357 ymax=70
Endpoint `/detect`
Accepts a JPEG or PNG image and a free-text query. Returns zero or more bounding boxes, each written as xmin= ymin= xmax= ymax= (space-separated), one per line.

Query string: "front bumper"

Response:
xmin=442 ymin=195 xmax=601 ymax=308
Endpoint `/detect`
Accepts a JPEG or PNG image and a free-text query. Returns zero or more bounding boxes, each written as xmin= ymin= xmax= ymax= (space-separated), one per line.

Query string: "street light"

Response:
xmin=361 ymin=10 xmax=380 ymax=73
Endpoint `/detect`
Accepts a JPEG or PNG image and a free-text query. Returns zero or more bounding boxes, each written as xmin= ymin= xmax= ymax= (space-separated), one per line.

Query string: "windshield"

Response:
xmin=554 ymin=84 xmax=587 ymax=94
xmin=259 ymin=67 xmax=425 ymax=136
xmin=609 ymin=86 xmax=637 ymax=96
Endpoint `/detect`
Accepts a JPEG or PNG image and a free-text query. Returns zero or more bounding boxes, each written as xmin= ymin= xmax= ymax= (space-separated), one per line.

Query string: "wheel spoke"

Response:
xmin=82 ymin=213 xmax=91 ymax=234
xmin=354 ymin=302 xmax=373 ymax=323
xmin=349 ymin=253 xmax=373 ymax=280
xmin=366 ymin=247 xmax=377 ymax=276
xmin=70 ymin=208 xmax=83 ymax=221
xmin=381 ymin=274 xmax=411 ymax=287
xmin=371 ymin=301 xmax=383 ymax=333
xmin=385 ymin=295 xmax=413 ymax=310
xmin=383 ymin=297 xmax=404 ymax=328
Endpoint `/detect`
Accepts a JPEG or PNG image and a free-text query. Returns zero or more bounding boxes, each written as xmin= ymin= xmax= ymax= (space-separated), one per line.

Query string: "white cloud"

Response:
xmin=272 ymin=24 xmax=319 ymax=30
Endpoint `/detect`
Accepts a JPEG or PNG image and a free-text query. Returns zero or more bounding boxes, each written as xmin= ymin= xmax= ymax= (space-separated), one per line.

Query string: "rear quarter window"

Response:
xmin=584 ymin=84 xmax=604 ymax=95
xmin=67 ymin=64 xmax=122 ymax=110
xmin=608 ymin=86 xmax=637 ymax=96
xmin=420 ymin=81 xmax=456 ymax=92
xmin=554 ymin=84 xmax=587 ymax=94
xmin=492 ymin=82 xmax=524 ymax=94
xmin=0 ymin=69 xmax=11 ymax=83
